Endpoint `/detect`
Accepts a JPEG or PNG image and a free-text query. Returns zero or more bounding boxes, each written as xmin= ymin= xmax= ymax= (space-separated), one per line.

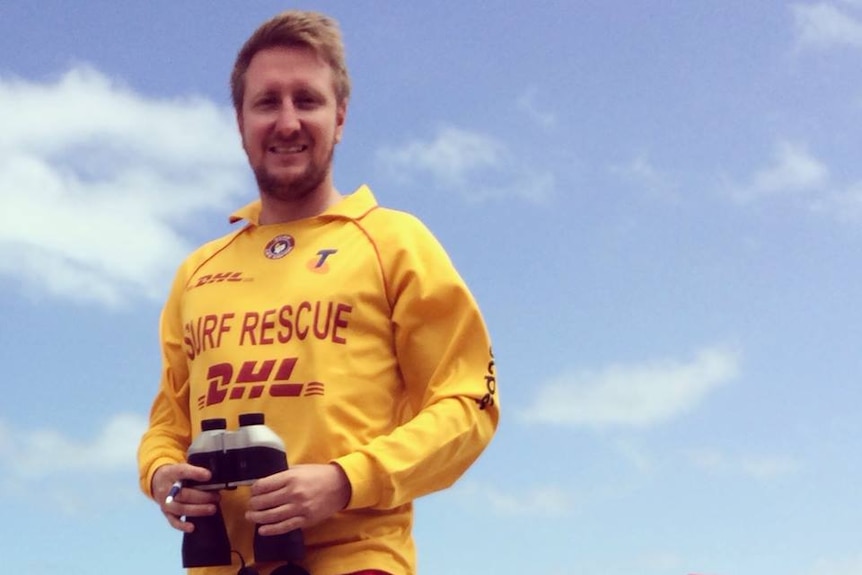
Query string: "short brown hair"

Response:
xmin=230 ymin=10 xmax=351 ymax=111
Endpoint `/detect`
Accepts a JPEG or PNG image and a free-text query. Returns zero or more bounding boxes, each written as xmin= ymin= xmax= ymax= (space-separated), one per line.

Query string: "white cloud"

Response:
xmin=612 ymin=438 xmax=656 ymax=474
xmin=611 ymin=153 xmax=679 ymax=201
xmin=0 ymin=66 xmax=249 ymax=307
xmin=484 ymin=485 xmax=573 ymax=516
xmin=793 ymin=2 xmax=862 ymax=49
xmin=636 ymin=551 xmax=684 ymax=571
xmin=520 ymin=346 xmax=740 ymax=429
xmin=811 ymin=180 xmax=862 ymax=220
xmin=380 ymin=126 xmax=502 ymax=184
xmin=0 ymin=412 xmax=148 ymax=478
xmin=376 ymin=125 xmax=555 ymax=203
xmin=686 ymin=448 xmax=802 ymax=481
xmin=740 ymin=455 xmax=801 ymax=480
xmin=686 ymin=448 xmax=725 ymax=471
xmin=454 ymin=481 xmax=574 ymax=517
xmin=517 ymin=87 xmax=557 ymax=128
xmin=725 ymin=140 xmax=862 ymax=221
xmin=804 ymin=553 xmax=862 ymax=575
xmin=0 ymin=413 xmax=150 ymax=515
xmin=729 ymin=141 xmax=829 ymax=202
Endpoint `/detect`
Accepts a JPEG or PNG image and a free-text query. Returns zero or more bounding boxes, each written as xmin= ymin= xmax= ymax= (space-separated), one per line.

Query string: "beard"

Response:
xmin=253 ymin=142 xmax=336 ymax=202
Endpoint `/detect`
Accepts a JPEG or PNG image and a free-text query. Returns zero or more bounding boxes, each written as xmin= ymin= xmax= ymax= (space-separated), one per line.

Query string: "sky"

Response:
xmin=0 ymin=1 xmax=860 ymax=574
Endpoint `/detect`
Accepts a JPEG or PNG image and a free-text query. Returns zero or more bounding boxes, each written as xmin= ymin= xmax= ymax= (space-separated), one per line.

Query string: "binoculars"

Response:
xmin=181 ymin=413 xmax=305 ymax=568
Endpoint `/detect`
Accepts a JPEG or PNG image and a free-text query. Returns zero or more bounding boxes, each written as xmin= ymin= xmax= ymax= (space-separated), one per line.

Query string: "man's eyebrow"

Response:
xmin=248 ymin=87 xmax=281 ymax=101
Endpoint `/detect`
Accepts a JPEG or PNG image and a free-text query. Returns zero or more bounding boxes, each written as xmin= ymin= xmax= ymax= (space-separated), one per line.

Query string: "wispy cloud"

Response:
xmin=612 ymin=438 xmax=657 ymax=474
xmin=635 ymin=551 xmax=685 ymax=571
xmin=517 ymin=86 xmax=557 ymax=129
xmin=740 ymin=456 xmax=802 ymax=480
xmin=454 ymin=481 xmax=575 ymax=517
xmin=0 ymin=66 xmax=248 ymax=307
xmin=379 ymin=126 xmax=503 ymax=185
xmin=0 ymin=412 xmax=148 ymax=478
xmin=610 ymin=153 xmax=679 ymax=201
xmin=792 ymin=2 xmax=862 ymax=49
xmin=804 ymin=553 xmax=862 ymax=575
xmin=520 ymin=346 xmax=740 ymax=429
xmin=0 ymin=413 xmax=149 ymax=514
xmin=725 ymin=140 xmax=862 ymax=220
xmin=376 ymin=125 xmax=555 ymax=203
xmin=810 ymin=180 xmax=862 ymax=220
xmin=686 ymin=448 xmax=802 ymax=481
xmin=728 ymin=141 xmax=829 ymax=203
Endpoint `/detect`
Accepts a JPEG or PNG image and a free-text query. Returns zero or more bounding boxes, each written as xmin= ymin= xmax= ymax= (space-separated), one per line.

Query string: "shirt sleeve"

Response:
xmin=136 ymin=263 xmax=194 ymax=498
xmin=334 ymin=213 xmax=500 ymax=510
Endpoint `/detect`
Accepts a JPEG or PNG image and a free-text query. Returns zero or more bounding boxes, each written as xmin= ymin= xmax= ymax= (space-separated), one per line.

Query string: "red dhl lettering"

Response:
xmin=194 ymin=271 xmax=245 ymax=287
xmin=197 ymin=358 xmax=324 ymax=408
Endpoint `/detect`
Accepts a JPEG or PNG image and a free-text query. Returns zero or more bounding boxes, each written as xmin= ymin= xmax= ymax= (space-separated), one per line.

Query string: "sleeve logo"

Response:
xmin=476 ymin=347 xmax=497 ymax=410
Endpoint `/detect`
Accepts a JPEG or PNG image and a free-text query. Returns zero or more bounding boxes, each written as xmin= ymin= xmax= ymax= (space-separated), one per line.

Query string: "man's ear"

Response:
xmin=334 ymin=99 xmax=348 ymax=144
xmin=236 ymin=109 xmax=248 ymax=151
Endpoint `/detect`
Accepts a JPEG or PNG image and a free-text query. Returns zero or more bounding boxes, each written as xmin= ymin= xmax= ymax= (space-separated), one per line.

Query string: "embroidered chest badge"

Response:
xmin=264 ymin=234 xmax=295 ymax=259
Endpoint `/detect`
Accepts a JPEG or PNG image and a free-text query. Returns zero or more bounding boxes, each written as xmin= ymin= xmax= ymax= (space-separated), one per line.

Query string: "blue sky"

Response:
xmin=1 ymin=1 xmax=861 ymax=574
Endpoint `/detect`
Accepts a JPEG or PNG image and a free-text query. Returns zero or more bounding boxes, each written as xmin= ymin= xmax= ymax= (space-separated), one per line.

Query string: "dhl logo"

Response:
xmin=193 ymin=271 xmax=248 ymax=288
xmin=197 ymin=357 xmax=324 ymax=408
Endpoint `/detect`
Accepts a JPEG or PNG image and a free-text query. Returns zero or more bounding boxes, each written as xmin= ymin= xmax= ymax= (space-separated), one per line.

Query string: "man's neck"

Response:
xmin=258 ymin=185 xmax=343 ymax=225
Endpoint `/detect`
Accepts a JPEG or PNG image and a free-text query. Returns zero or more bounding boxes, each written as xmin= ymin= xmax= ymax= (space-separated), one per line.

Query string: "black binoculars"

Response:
xmin=181 ymin=413 xmax=305 ymax=569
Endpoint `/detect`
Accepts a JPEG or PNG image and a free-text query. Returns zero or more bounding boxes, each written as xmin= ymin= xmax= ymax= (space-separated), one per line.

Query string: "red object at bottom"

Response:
xmin=344 ymin=571 xmax=391 ymax=575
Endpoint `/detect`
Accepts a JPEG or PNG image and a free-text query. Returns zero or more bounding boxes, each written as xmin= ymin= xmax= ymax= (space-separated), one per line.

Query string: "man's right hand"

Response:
xmin=152 ymin=463 xmax=220 ymax=533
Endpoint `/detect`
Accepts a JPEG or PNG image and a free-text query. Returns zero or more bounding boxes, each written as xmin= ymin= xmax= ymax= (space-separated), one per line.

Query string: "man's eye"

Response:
xmin=255 ymin=97 xmax=278 ymax=109
xmin=295 ymin=96 xmax=319 ymax=109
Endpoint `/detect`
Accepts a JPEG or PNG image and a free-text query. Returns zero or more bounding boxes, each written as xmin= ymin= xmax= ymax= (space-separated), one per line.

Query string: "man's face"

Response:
xmin=237 ymin=45 xmax=346 ymax=203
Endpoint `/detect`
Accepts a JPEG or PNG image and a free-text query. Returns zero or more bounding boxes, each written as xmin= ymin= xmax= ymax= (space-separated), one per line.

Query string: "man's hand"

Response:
xmin=246 ymin=463 xmax=352 ymax=535
xmin=152 ymin=463 xmax=220 ymax=533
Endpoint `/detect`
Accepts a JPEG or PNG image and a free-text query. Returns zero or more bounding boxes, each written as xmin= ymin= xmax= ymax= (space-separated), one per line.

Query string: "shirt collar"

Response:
xmin=229 ymin=185 xmax=378 ymax=225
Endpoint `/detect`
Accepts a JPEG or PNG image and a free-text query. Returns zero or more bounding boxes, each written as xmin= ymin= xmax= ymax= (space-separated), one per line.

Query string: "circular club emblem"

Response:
xmin=264 ymin=234 xmax=295 ymax=259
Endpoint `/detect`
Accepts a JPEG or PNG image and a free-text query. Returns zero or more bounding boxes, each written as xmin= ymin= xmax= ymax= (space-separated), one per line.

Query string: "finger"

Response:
xmin=246 ymin=503 xmax=286 ymax=524
xmin=249 ymin=468 xmax=295 ymax=495
xmin=246 ymin=501 xmax=301 ymax=525
xmin=165 ymin=501 xmax=217 ymax=519
xmin=163 ymin=512 xmax=195 ymax=533
xmin=174 ymin=487 xmax=221 ymax=505
xmin=153 ymin=465 xmax=212 ymax=501
xmin=158 ymin=487 xmax=218 ymax=511
xmin=255 ymin=515 xmax=306 ymax=536
xmin=247 ymin=488 xmax=290 ymax=511
xmin=176 ymin=463 xmax=213 ymax=483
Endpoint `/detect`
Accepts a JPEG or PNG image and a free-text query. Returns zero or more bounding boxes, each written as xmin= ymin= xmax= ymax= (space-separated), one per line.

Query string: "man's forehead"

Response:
xmin=247 ymin=44 xmax=330 ymax=71
xmin=247 ymin=47 xmax=332 ymax=81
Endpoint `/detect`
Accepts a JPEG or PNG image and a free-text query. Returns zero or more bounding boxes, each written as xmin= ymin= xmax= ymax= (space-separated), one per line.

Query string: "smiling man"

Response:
xmin=236 ymin=42 xmax=346 ymax=221
xmin=137 ymin=10 xmax=499 ymax=575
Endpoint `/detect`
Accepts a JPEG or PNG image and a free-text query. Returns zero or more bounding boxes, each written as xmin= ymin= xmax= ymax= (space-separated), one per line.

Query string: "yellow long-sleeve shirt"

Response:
xmin=137 ymin=186 xmax=499 ymax=575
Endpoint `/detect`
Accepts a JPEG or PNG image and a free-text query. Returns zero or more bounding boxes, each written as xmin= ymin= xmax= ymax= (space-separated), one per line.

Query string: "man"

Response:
xmin=137 ymin=10 xmax=499 ymax=575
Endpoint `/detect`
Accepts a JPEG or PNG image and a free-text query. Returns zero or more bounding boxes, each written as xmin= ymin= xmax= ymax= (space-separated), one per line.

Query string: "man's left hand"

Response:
xmin=246 ymin=463 xmax=352 ymax=535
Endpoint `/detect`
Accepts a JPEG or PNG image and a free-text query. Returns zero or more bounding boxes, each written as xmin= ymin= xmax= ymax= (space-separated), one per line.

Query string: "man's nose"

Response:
xmin=275 ymin=102 xmax=300 ymax=134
